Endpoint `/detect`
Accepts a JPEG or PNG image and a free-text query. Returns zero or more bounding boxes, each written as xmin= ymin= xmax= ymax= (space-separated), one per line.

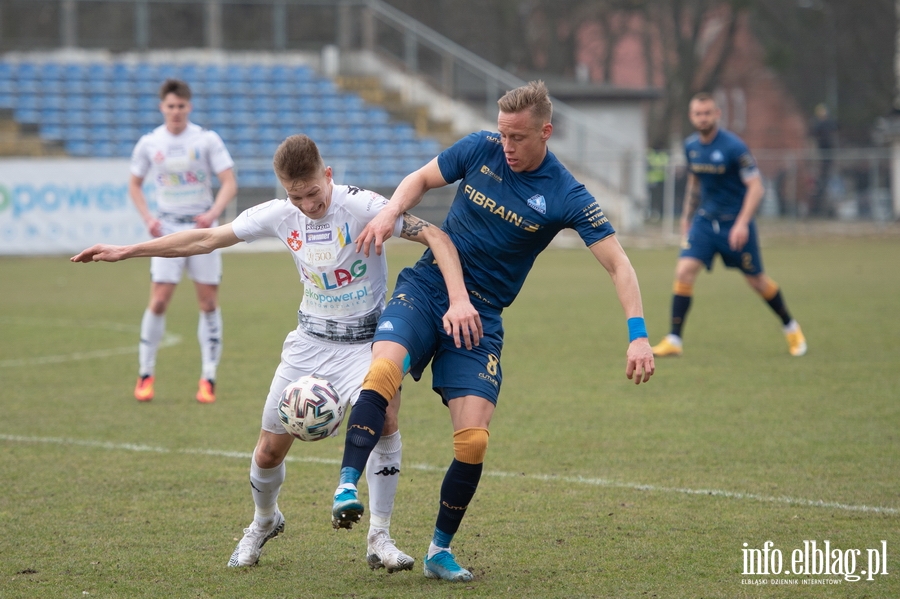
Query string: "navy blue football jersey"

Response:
xmin=684 ymin=128 xmax=759 ymax=217
xmin=410 ymin=131 xmax=615 ymax=308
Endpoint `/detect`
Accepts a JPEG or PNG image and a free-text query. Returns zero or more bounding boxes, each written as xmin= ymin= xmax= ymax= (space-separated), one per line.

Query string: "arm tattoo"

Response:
xmin=401 ymin=213 xmax=430 ymax=238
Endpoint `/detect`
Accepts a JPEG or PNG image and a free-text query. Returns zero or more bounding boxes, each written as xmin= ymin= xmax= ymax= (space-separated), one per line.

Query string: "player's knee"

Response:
xmin=673 ymin=281 xmax=694 ymax=297
xmin=753 ymin=276 xmax=779 ymax=300
xmin=362 ymin=357 xmax=403 ymax=402
xmin=453 ymin=427 xmax=490 ymax=465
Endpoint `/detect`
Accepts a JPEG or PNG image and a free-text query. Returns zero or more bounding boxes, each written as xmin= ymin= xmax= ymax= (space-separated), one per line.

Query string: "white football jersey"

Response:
xmin=130 ymin=122 xmax=234 ymax=216
xmin=231 ymin=185 xmax=403 ymax=342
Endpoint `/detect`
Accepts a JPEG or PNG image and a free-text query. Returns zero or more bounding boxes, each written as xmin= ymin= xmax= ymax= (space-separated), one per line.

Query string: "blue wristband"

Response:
xmin=627 ymin=317 xmax=648 ymax=342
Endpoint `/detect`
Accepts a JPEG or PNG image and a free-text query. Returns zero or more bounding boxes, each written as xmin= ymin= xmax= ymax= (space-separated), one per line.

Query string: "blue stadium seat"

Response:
xmin=65 ymin=140 xmax=91 ymax=156
xmin=14 ymin=108 xmax=40 ymax=123
xmin=39 ymin=124 xmax=64 ymax=140
xmin=116 ymin=140 xmax=136 ymax=156
xmin=248 ymin=64 xmax=272 ymax=84
xmin=65 ymin=125 xmax=90 ymax=142
xmin=63 ymin=63 xmax=88 ymax=81
xmin=111 ymin=62 xmax=135 ymax=82
xmin=37 ymin=62 xmax=64 ymax=81
xmin=15 ymin=79 xmax=41 ymax=94
xmin=252 ymin=110 xmax=276 ymax=126
xmin=15 ymin=62 xmax=40 ymax=80
xmin=90 ymin=141 xmax=118 ymax=157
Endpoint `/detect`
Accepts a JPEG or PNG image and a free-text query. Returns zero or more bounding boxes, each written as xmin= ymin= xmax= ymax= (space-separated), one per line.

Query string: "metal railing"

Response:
xmin=649 ymin=147 xmax=894 ymax=236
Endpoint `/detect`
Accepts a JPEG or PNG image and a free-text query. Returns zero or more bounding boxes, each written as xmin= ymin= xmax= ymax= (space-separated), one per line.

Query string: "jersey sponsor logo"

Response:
xmin=155 ymin=170 xmax=207 ymax=186
xmin=690 ymin=163 xmax=726 ymax=174
xmin=480 ymin=164 xmax=502 ymax=183
xmin=463 ymin=184 xmax=542 ymax=232
xmin=527 ymin=194 xmax=546 ymax=214
xmin=301 ymin=259 xmax=368 ymax=290
xmin=307 ymin=230 xmax=333 ymax=244
xmin=287 ymin=230 xmax=302 ymax=251
xmin=303 ymin=283 xmax=370 ymax=303
xmin=485 ymin=134 xmax=501 ymax=145
xmin=336 ymin=222 xmax=352 ymax=247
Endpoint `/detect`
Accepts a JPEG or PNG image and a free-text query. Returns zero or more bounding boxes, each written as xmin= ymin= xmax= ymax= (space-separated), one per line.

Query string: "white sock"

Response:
xmin=138 ymin=309 xmax=165 ymax=377
xmin=427 ymin=542 xmax=449 ymax=559
xmin=666 ymin=333 xmax=683 ymax=346
xmin=783 ymin=319 xmax=799 ymax=334
xmin=198 ymin=308 xmax=222 ymax=381
xmin=250 ymin=456 xmax=284 ymax=522
xmin=366 ymin=431 xmax=402 ymax=533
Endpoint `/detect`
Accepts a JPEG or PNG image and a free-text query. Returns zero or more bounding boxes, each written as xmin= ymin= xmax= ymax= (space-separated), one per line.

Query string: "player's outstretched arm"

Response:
xmin=70 ymin=224 xmax=242 ymax=263
xmin=589 ymin=235 xmax=655 ymax=385
xmin=356 ymin=158 xmax=448 ymax=257
xmin=398 ymin=213 xmax=483 ymax=350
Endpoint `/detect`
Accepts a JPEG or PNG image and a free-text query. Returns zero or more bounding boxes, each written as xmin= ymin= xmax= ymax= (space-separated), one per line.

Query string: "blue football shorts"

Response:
xmin=373 ymin=267 xmax=504 ymax=405
xmin=680 ymin=215 xmax=764 ymax=275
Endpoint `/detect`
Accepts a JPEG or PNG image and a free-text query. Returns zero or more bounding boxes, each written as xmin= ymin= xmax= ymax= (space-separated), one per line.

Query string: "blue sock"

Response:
xmin=340 ymin=390 xmax=388 ymax=474
xmin=432 ymin=527 xmax=454 ymax=550
xmin=339 ymin=467 xmax=361 ymax=487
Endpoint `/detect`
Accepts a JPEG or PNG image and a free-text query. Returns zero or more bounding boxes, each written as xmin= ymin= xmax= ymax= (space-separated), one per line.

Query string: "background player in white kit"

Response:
xmin=129 ymin=78 xmax=238 ymax=404
xmin=71 ymin=135 xmax=482 ymax=572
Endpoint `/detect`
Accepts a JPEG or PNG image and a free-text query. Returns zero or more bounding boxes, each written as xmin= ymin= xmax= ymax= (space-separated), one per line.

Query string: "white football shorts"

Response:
xmin=149 ymin=219 xmax=222 ymax=285
xmin=261 ymin=328 xmax=372 ymax=435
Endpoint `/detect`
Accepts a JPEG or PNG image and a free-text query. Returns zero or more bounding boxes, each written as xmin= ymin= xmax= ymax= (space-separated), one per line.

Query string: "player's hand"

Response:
xmin=193 ymin=211 xmax=216 ymax=229
xmin=70 ymin=244 xmax=127 ymax=263
xmin=442 ymin=300 xmax=483 ymax=350
xmin=355 ymin=210 xmax=398 ymax=257
xmin=728 ymin=222 xmax=749 ymax=251
xmin=625 ymin=338 xmax=655 ymax=385
xmin=146 ymin=218 xmax=163 ymax=238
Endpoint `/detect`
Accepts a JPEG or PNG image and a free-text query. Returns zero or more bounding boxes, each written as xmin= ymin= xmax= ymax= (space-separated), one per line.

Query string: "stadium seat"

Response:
xmin=0 ymin=56 xmax=443 ymax=173
xmin=65 ymin=140 xmax=91 ymax=156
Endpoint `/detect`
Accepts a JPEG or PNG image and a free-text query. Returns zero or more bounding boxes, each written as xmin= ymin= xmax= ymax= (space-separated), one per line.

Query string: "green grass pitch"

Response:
xmin=1 ymin=231 xmax=898 ymax=598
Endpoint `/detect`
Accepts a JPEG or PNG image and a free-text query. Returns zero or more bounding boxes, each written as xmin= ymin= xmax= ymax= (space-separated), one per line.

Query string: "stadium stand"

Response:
xmin=0 ymin=58 xmax=444 ymax=190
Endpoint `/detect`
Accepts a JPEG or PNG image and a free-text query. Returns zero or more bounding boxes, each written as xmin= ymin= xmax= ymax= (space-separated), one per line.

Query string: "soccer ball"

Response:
xmin=277 ymin=375 xmax=347 ymax=442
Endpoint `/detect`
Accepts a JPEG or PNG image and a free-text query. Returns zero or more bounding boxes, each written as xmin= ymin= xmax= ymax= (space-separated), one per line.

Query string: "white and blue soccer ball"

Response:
xmin=277 ymin=375 xmax=346 ymax=442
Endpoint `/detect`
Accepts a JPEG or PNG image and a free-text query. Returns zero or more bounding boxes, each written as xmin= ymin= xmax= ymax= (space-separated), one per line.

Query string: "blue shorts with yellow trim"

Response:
xmin=373 ymin=267 xmax=504 ymax=405
xmin=680 ymin=215 xmax=764 ymax=275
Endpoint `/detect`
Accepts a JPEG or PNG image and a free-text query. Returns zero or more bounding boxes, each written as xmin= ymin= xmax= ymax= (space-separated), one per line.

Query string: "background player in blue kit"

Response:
xmin=329 ymin=80 xmax=655 ymax=582
xmin=651 ymin=93 xmax=807 ymax=358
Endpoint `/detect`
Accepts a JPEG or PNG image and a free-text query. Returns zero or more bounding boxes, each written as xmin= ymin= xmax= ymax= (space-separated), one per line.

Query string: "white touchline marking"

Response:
xmin=0 ymin=317 xmax=181 ymax=368
xmin=1 ymin=434 xmax=897 ymax=515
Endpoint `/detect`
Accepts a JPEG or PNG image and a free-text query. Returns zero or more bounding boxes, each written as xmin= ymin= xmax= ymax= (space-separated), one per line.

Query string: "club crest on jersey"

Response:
xmin=527 ymin=194 xmax=546 ymax=214
xmin=711 ymin=150 xmax=725 ymax=162
xmin=287 ymin=230 xmax=302 ymax=251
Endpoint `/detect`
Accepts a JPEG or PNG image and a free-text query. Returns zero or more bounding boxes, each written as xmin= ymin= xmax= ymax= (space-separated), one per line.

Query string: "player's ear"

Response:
xmin=541 ymin=122 xmax=553 ymax=141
